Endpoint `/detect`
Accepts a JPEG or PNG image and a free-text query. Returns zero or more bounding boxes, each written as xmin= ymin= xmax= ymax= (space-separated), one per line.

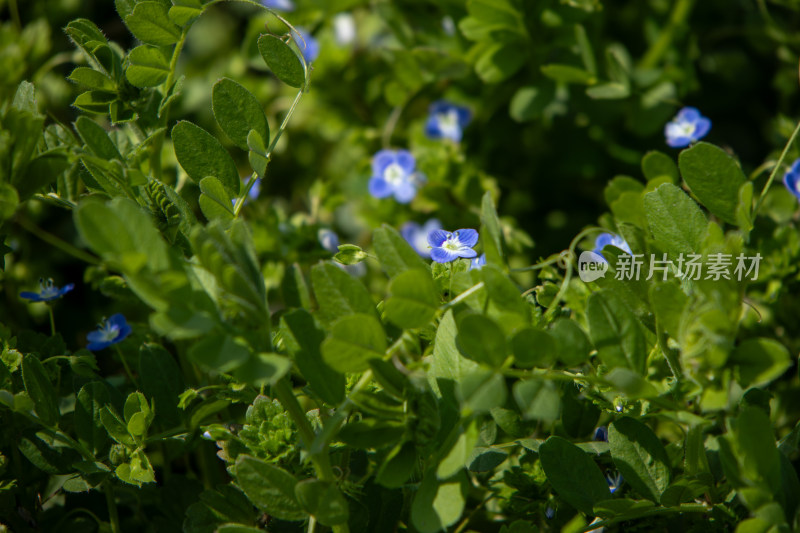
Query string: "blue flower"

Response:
xmin=20 ymin=278 xmax=74 ymax=302
xmin=593 ymin=232 xmax=632 ymax=262
xmin=261 ymin=0 xmax=294 ymax=11
xmin=606 ymin=470 xmax=624 ymax=494
xmin=664 ymin=107 xmax=711 ymax=148
xmin=318 ymin=228 xmax=340 ymax=253
xmin=86 ymin=314 xmax=132 ymax=351
xmin=401 ymin=219 xmax=442 ymax=257
xmin=428 ymin=229 xmax=479 ymax=263
xmin=470 ymin=254 xmax=487 ymax=270
xmin=783 ymin=158 xmax=800 ymax=201
xmin=368 ymin=149 xmax=425 ymax=203
xmin=425 ymin=101 xmax=471 ymax=143
xmin=292 ymin=28 xmax=319 ymax=64
xmin=593 ymin=426 xmax=608 ymax=442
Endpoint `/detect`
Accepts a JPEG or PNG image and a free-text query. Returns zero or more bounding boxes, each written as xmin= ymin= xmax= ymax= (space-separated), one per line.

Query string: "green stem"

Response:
xmin=115 ymin=345 xmax=140 ymax=390
xmin=638 ymin=0 xmax=696 ymax=70
xmin=273 ymin=379 xmax=350 ymax=533
xmin=441 ymin=281 xmax=484 ymax=311
xmin=234 ymin=88 xmax=306 ymax=217
xmin=104 ymin=480 xmax=122 ymax=533
xmin=656 ymin=322 xmax=682 ymax=383
xmin=579 ymin=503 xmax=711 ymax=533
xmin=151 ymin=27 xmax=191 ymax=181
xmin=753 ymin=118 xmax=800 ymax=216
xmin=16 ymin=214 xmax=101 ymax=265
xmin=9 ymin=0 xmax=21 ymax=31
xmin=47 ymin=306 xmax=56 ymax=337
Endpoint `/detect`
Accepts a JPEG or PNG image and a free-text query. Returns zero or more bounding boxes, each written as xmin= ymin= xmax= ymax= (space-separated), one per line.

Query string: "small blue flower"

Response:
xmin=249 ymin=178 xmax=261 ymax=200
xmin=606 ymin=470 xmax=624 ymax=494
xmin=593 ymin=232 xmax=632 ymax=262
xmin=368 ymin=149 xmax=425 ymax=203
xmin=86 ymin=314 xmax=132 ymax=351
xmin=664 ymin=107 xmax=711 ymax=148
xmin=783 ymin=158 xmax=800 ymax=201
xmin=425 ymin=101 xmax=471 ymax=143
xmin=261 ymin=0 xmax=294 ymax=11
xmin=593 ymin=426 xmax=608 ymax=442
xmin=318 ymin=228 xmax=340 ymax=253
xmin=20 ymin=278 xmax=74 ymax=302
xmin=292 ymin=28 xmax=319 ymax=64
xmin=544 ymin=507 xmax=555 ymax=520
xmin=470 ymin=254 xmax=487 ymax=270
xmin=401 ymin=219 xmax=442 ymax=257
xmin=428 ymin=229 xmax=479 ymax=263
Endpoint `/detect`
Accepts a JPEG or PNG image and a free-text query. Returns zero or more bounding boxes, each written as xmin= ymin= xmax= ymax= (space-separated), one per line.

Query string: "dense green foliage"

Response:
xmin=1 ymin=0 xmax=800 ymax=532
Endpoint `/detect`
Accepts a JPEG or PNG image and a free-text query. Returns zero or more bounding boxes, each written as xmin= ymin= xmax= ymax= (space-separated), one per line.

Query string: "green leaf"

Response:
xmin=539 ymin=436 xmax=611 ymax=515
xmin=511 ymin=328 xmax=557 ymax=368
xmin=411 ymin=470 xmax=468 ymax=533
xmin=509 ymin=84 xmax=553 ymax=123
xmin=188 ymin=334 xmax=250 ymax=373
xmin=232 ymin=353 xmax=292 ymax=387
xmin=126 ymin=45 xmax=170 ymax=87
xmin=321 ymin=314 xmax=386 ymax=373
xmin=373 ymin=224 xmax=429 ymax=278
xmin=643 ymin=183 xmax=708 ymax=258
xmin=586 ymin=82 xmax=630 ymax=99
xmin=100 ymin=406 xmax=135 ymax=447
xmin=678 ymin=142 xmax=747 ymax=225
xmin=609 ymin=418 xmax=670 ymax=502
xmin=456 ymin=314 xmax=507 ymax=368
xmin=216 ymin=525 xmax=263 ymax=533
xmin=430 ymin=310 xmax=479 ymax=408
xmin=295 ymin=480 xmax=349 ymax=526
xmin=649 ymin=281 xmax=686 ymax=339
xmin=280 ymin=309 xmax=344 ymax=404
xmin=257 ymin=34 xmax=306 ymax=88
xmin=384 ymin=269 xmax=438 ymax=329
xmin=480 ymin=192 xmax=504 ymax=265
xmin=338 ymin=419 xmax=406 ymax=449
xmin=481 ymin=264 xmax=527 ymax=319
xmin=172 ymin=121 xmax=240 ymax=195
xmin=139 ymin=343 xmax=184 ymax=427
xmin=247 ymin=130 xmax=269 ymax=176
xmin=75 ymin=116 xmax=122 ymax=161
xmin=235 ymin=455 xmax=305 ymax=521
xmin=169 ymin=0 xmax=203 ymax=26
xmin=212 ymin=78 xmax=270 ymax=151
xmin=549 ymin=319 xmax=592 ymax=366
xmin=73 ymin=90 xmax=115 ymax=115
xmin=730 ymin=338 xmax=792 ymax=389
xmin=561 ymin=385 xmax=601 ymax=438
xmin=124 ymin=1 xmax=181 ymax=46
xmin=734 ymin=406 xmax=782 ymax=493
xmin=457 ymin=368 xmax=507 ymax=414
xmin=437 ymin=420 xmax=479 ymax=479
xmin=376 ymin=441 xmax=417 ymax=488
xmin=198 ymin=176 xmax=235 ymax=222
xmin=513 ymin=379 xmax=560 ymax=422
xmin=74 ymin=381 xmax=111 ymax=455
xmin=311 ymin=262 xmax=376 ymax=324
xmin=476 ymin=43 xmax=526 ymax=83
xmin=0 ymin=185 xmax=19 ymax=222
xmin=586 ymin=290 xmax=646 ymax=374
xmin=22 ymin=355 xmax=58 ymax=426
xmin=642 ymin=151 xmax=678 ymax=183
xmin=69 ymin=67 xmax=115 ymax=91
xmin=541 ymin=64 xmax=596 ymax=84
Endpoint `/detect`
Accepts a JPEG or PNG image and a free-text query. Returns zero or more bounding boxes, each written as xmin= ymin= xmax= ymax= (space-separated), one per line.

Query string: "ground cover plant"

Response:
xmin=1 ymin=0 xmax=800 ymax=531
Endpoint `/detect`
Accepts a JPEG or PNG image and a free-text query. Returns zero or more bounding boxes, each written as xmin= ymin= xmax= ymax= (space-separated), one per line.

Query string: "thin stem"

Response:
xmin=442 ymin=282 xmax=484 ymax=311
xmin=9 ymin=0 xmax=21 ymax=31
xmin=16 ymin=214 xmax=100 ymax=265
xmin=47 ymin=306 xmax=56 ymax=337
xmin=151 ymin=27 xmax=191 ymax=181
xmin=307 ymin=515 xmax=317 ymax=533
xmin=234 ymin=89 xmax=305 ymax=217
xmin=114 ymin=345 xmax=140 ymax=390
xmin=579 ymin=503 xmax=710 ymax=533
xmin=753 ymin=118 xmax=800 ymax=216
xmin=638 ymin=0 xmax=696 ymax=70
xmin=382 ymin=104 xmax=405 ymax=148
xmin=104 ymin=480 xmax=122 ymax=533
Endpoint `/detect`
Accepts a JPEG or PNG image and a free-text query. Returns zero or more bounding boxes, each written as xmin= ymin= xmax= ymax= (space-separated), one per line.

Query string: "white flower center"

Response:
xmin=383 ymin=163 xmax=406 ymax=185
xmin=443 ymin=234 xmax=462 ymax=251
xmin=39 ymin=281 xmax=60 ymax=299
xmin=677 ymin=121 xmax=696 ymax=137
xmin=437 ymin=110 xmax=461 ymax=139
xmin=98 ymin=323 xmax=120 ymax=343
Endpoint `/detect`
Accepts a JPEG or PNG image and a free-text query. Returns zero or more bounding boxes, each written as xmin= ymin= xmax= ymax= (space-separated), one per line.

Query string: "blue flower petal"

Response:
xmin=666 ymin=133 xmax=692 ymax=148
xmin=368 ymin=176 xmax=393 ymax=199
xmin=455 ymin=248 xmax=477 ymax=259
xmin=431 ymin=247 xmax=458 ymax=263
xmin=394 ymin=150 xmax=416 ymax=174
xmin=456 ymin=106 xmax=472 ymax=127
xmin=678 ymin=106 xmax=700 ymax=122
xmin=784 ymin=164 xmax=800 ymax=201
xmin=372 ymin=149 xmax=396 ymax=175
xmin=455 ymin=228 xmax=478 ymax=248
xmin=424 ymin=116 xmax=442 ymax=138
xmin=693 ymin=118 xmax=711 ymax=140
xmin=392 ymin=181 xmax=417 ymax=203
xmin=427 ymin=229 xmax=450 ymax=248
xmin=19 ymin=291 xmax=44 ymax=302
